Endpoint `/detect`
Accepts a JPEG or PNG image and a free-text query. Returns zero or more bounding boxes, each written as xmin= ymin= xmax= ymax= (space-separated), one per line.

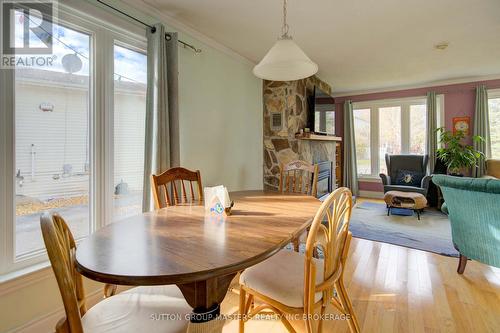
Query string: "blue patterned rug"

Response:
xmin=349 ymin=202 xmax=458 ymax=257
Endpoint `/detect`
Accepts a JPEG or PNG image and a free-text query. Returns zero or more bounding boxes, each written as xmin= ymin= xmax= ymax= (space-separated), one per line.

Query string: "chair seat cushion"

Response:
xmin=82 ymin=285 xmax=191 ymax=333
xmin=239 ymin=250 xmax=324 ymax=308
xmin=384 ymin=184 xmax=426 ymax=195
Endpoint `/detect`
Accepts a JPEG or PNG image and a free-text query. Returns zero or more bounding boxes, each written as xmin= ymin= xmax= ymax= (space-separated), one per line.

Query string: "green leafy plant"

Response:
xmin=435 ymin=127 xmax=484 ymax=175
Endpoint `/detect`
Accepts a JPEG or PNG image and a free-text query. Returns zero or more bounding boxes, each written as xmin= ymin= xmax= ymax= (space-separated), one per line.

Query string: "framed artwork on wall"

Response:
xmin=453 ymin=116 xmax=470 ymax=135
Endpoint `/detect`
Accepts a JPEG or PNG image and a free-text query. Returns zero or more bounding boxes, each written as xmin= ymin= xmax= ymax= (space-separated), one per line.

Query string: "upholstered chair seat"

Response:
xmin=382 ymin=184 xmax=427 ymax=195
xmin=240 ymin=250 xmax=324 ymax=308
xmin=82 ymin=286 xmax=191 ymax=333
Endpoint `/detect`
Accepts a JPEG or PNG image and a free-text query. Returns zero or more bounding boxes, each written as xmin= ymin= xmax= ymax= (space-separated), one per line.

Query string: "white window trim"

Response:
xmin=0 ymin=1 xmax=147 ymax=281
xmin=489 ymin=88 xmax=500 ymax=99
xmin=354 ymin=95 xmax=444 ymax=180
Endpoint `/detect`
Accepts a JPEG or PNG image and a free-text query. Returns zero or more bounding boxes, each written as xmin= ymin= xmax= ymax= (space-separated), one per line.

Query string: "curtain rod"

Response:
xmin=96 ymin=0 xmax=202 ymax=53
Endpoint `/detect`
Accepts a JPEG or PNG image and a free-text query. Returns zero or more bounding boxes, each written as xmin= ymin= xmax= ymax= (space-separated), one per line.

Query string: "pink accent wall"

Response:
xmin=334 ymin=79 xmax=500 ymax=192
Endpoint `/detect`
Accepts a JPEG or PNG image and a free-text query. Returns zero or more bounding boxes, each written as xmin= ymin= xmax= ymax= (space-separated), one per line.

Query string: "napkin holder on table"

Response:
xmin=204 ymin=185 xmax=234 ymax=215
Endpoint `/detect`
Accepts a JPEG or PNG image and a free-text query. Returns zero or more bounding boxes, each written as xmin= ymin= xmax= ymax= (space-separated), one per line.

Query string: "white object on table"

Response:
xmin=204 ymin=185 xmax=231 ymax=211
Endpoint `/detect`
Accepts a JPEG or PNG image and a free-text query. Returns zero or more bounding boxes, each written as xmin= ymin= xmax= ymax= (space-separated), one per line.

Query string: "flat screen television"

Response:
xmin=308 ymin=86 xmax=335 ymax=135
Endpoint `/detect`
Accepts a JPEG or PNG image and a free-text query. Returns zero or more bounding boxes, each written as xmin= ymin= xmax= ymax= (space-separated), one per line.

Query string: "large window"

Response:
xmin=489 ymin=90 xmax=500 ymax=159
xmin=353 ymin=96 xmax=443 ymax=177
xmin=14 ymin=22 xmax=92 ymax=257
xmin=0 ymin=3 xmax=147 ymax=277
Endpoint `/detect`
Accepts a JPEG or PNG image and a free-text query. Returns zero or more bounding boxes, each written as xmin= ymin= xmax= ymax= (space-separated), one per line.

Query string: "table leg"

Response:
xmin=177 ymin=273 xmax=236 ymax=324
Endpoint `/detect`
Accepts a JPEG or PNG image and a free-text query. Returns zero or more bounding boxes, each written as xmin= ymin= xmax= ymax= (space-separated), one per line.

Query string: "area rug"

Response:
xmin=349 ymin=201 xmax=458 ymax=257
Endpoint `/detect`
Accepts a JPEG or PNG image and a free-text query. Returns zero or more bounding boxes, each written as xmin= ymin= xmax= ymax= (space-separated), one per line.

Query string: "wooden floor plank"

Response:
xmin=222 ymin=237 xmax=500 ymax=333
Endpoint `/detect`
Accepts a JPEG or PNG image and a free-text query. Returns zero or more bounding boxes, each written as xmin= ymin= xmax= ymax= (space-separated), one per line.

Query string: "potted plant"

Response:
xmin=435 ymin=127 xmax=484 ymax=176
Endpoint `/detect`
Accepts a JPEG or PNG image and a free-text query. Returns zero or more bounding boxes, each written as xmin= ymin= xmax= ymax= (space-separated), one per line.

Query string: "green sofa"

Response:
xmin=433 ymin=175 xmax=500 ymax=274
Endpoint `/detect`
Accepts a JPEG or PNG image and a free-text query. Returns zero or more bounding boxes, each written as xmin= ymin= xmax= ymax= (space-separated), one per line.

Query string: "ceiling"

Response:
xmin=132 ymin=0 xmax=500 ymax=95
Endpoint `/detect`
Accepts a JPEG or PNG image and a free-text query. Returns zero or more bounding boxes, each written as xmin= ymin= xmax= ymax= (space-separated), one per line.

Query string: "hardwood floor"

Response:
xmin=220 ymin=237 xmax=500 ymax=332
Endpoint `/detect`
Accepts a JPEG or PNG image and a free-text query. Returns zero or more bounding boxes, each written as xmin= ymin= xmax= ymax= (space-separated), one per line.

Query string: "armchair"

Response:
xmin=379 ymin=154 xmax=432 ymax=196
xmin=485 ymin=159 xmax=500 ymax=179
xmin=433 ymin=175 xmax=500 ymax=273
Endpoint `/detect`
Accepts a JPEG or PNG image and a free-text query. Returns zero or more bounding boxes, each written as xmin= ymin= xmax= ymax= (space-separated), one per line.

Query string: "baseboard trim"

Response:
xmin=6 ymin=289 xmax=103 ymax=333
xmin=359 ymin=190 xmax=384 ymax=199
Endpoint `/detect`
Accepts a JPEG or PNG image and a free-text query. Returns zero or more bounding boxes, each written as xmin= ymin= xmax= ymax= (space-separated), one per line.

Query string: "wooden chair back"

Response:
xmin=279 ymin=160 xmax=319 ymax=197
xmin=151 ymin=167 xmax=203 ymax=208
xmin=40 ymin=213 xmax=85 ymax=333
xmin=304 ymin=187 xmax=353 ymax=311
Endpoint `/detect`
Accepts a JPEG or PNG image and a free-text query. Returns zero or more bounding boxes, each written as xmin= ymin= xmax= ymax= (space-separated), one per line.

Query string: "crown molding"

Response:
xmin=120 ymin=0 xmax=256 ymax=67
xmin=332 ymin=73 xmax=500 ymax=98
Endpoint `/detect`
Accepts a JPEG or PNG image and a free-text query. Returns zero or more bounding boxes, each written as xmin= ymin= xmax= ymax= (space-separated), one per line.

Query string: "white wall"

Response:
xmin=178 ymin=41 xmax=263 ymax=191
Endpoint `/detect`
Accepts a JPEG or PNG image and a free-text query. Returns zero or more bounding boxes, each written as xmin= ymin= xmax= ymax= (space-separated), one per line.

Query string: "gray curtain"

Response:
xmin=426 ymin=92 xmax=437 ymax=173
xmin=343 ymin=100 xmax=359 ymax=196
xmin=473 ymin=85 xmax=491 ymax=178
xmin=142 ymin=24 xmax=180 ymax=212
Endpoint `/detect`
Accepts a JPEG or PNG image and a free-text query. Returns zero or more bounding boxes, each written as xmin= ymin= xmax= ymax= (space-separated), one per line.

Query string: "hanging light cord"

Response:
xmin=281 ymin=0 xmax=290 ymax=39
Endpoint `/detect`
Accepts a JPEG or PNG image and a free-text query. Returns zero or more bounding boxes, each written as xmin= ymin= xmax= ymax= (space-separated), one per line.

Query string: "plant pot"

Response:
xmin=448 ymin=172 xmax=464 ymax=177
xmin=447 ymin=166 xmax=466 ymax=177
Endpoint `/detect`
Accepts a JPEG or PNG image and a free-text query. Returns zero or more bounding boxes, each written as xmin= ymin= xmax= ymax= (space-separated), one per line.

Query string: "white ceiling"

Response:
xmin=132 ymin=0 xmax=500 ymax=95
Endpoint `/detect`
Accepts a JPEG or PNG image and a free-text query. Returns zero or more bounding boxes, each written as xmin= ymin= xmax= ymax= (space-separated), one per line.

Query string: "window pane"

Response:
xmin=410 ymin=104 xmax=427 ymax=155
xmin=489 ymin=98 xmax=500 ymax=158
xmin=353 ymin=109 xmax=371 ymax=175
xmin=314 ymin=111 xmax=320 ymax=132
xmin=15 ymin=24 xmax=91 ymax=256
xmin=379 ymin=106 xmax=401 ymax=174
xmin=326 ymin=112 xmax=335 ymax=135
xmin=112 ymin=45 xmax=147 ymax=222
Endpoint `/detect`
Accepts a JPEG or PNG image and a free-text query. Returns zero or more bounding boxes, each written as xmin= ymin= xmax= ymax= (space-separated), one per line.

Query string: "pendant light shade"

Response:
xmin=253 ymin=0 xmax=318 ymax=81
xmin=253 ymin=38 xmax=318 ymax=81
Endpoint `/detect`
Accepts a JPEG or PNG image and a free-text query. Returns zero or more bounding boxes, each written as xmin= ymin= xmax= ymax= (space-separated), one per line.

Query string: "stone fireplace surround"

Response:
xmin=263 ymin=76 xmax=340 ymax=192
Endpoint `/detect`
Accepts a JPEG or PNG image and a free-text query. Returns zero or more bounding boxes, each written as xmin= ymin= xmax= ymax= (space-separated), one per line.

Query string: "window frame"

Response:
xmin=489 ymin=89 xmax=500 ymax=98
xmin=353 ymin=95 xmax=444 ymax=180
xmin=0 ymin=1 xmax=147 ymax=280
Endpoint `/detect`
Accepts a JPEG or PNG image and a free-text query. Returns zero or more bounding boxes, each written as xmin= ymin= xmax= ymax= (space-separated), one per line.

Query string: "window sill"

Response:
xmin=357 ymin=176 xmax=382 ymax=183
xmin=0 ymin=261 xmax=52 ymax=296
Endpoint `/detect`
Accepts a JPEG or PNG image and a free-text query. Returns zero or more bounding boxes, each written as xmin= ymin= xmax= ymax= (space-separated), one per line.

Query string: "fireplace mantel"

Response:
xmin=295 ymin=134 xmax=342 ymax=142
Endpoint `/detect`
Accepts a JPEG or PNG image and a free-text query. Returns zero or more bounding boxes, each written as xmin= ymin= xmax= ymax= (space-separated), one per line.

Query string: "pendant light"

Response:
xmin=253 ymin=0 xmax=318 ymax=81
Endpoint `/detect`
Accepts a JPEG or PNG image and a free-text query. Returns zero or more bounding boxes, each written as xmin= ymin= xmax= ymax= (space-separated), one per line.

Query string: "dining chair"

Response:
xmin=238 ymin=187 xmax=360 ymax=333
xmin=151 ymin=167 xmax=203 ymax=208
xmin=279 ymin=160 xmax=319 ymax=251
xmin=279 ymin=160 xmax=319 ymax=197
xmin=40 ymin=213 xmax=191 ymax=333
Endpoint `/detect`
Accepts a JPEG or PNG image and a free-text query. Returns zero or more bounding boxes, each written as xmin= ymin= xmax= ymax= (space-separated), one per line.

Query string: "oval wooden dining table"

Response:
xmin=75 ymin=190 xmax=321 ymax=324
